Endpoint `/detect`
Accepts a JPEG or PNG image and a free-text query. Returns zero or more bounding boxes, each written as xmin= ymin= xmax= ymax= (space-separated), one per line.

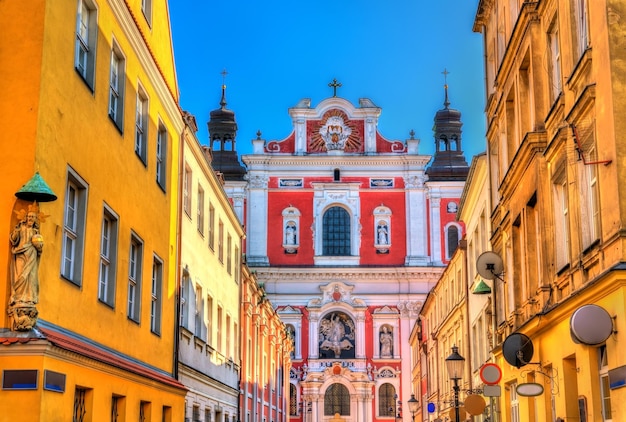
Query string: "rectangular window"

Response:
xmin=599 ymin=345 xmax=612 ymax=421
xmin=226 ymin=234 xmax=232 ymax=274
xmin=217 ymin=306 xmax=223 ymax=352
xmin=156 ymin=123 xmax=167 ymax=190
xmin=75 ymin=0 xmax=97 ymax=89
xmin=194 ymin=285 xmax=203 ymax=339
xmin=62 ymin=169 xmax=88 ymax=285
xmin=218 ymin=220 xmax=224 ymax=263
xmin=108 ymin=43 xmax=125 ymax=131
xmin=226 ymin=314 xmax=231 ymax=359
xmin=574 ymin=0 xmax=590 ymax=57
xmin=553 ymin=167 xmax=570 ymax=270
xmin=98 ymin=206 xmax=118 ymax=307
xmin=135 ymin=86 xmax=148 ymax=164
xmin=208 ymin=203 xmax=215 ymax=250
xmin=234 ymin=245 xmax=240 ymax=283
xmin=206 ymin=295 xmax=213 ymax=345
xmin=579 ymin=141 xmax=600 ymax=250
xmin=2 ymin=369 xmax=38 ymax=390
xmin=183 ymin=165 xmax=192 ymax=216
xmin=510 ymin=382 xmax=520 ymax=422
xmin=73 ymin=387 xmax=92 ymax=422
xmin=180 ymin=274 xmax=190 ymax=328
xmin=151 ymin=255 xmax=163 ymax=335
xmin=127 ymin=234 xmax=143 ymax=322
xmin=197 ymin=185 xmax=205 ymax=235
xmin=141 ymin=0 xmax=152 ymax=26
xmin=140 ymin=401 xmax=151 ymax=422
xmin=547 ymin=17 xmax=562 ymax=104
xmin=44 ymin=370 xmax=66 ymax=392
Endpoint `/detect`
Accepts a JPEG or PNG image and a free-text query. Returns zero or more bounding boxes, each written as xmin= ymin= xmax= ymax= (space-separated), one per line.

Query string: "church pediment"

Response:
xmin=261 ymin=93 xmax=408 ymax=155
xmin=307 ymin=281 xmax=367 ymax=308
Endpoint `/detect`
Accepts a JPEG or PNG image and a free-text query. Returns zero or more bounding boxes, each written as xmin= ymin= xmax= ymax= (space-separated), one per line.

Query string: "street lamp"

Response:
xmin=407 ymin=394 xmax=419 ymax=420
xmin=445 ymin=345 xmax=465 ymax=422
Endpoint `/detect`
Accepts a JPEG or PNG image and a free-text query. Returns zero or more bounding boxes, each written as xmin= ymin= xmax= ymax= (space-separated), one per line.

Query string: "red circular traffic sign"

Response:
xmin=480 ymin=363 xmax=502 ymax=385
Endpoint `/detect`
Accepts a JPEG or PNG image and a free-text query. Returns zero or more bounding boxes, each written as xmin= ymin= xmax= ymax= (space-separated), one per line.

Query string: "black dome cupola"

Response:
xmin=426 ymin=72 xmax=469 ymax=181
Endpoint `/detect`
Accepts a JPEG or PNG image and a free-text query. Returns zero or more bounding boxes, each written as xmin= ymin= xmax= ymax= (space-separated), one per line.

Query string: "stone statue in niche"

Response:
xmin=377 ymin=222 xmax=389 ymax=245
xmin=285 ymin=223 xmax=296 ymax=245
xmin=8 ymin=202 xmax=47 ymax=331
xmin=380 ymin=326 xmax=393 ymax=358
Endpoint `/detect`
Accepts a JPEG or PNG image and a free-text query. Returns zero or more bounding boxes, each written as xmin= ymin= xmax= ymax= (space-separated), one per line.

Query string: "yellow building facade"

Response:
xmin=240 ymin=265 xmax=292 ymax=421
xmin=419 ymin=245 xmax=470 ymax=422
xmin=1 ymin=0 xmax=186 ymax=420
xmin=474 ymin=0 xmax=626 ymax=420
xmin=177 ymin=114 xmax=245 ymax=421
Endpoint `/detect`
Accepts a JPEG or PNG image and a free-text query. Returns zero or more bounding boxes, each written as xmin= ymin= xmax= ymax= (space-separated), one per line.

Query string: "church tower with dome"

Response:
xmin=211 ymin=80 xmax=469 ymax=422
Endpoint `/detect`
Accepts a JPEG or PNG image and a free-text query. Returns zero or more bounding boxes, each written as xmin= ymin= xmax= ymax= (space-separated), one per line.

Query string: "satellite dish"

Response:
xmin=502 ymin=333 xmax=534 ymax=368
xmin=476 ymin=251 xmax=504 ymax=280
xmin=570 ymin=304 xmax=613 ymax=345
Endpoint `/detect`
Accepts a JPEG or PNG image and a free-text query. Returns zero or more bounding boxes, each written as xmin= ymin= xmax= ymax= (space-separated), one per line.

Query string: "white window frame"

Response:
xmin=599 ymin=345 xmax=613 ymax=421
xmin=156 ymin=123 xmax=167 ymax=190
xmin=62 ymin=168 xmax=88 ymax=285
xmin=75 ymin=0 xmax=97 ymax=89
xmin=135 ymin=85 xmax=149 ymax=164
xmin=227 ymin=234 xmax=232 ymax=274
xmin=108 ymin=42 xmax=125 ymax=131
xmin=444 ymin=222 xmax=462 ymax=260
xmin=575 ymin=0 xmax=590 ymax=57
xmin=579 ymin=143 xmax=600 ymax=250
xmin=127 ymin=233 xmax=143 ymax=322
xmin=150 ymin=255 xmax=163 ymax=335
xmin=197 ymin=184 xmax=205 ymax=235
xmin=194 ymin=285 xmax=203 ymax=339
xmin=183 ymin=164 xmax=192 ymax=216
xmin=547 ymin=16 xmax=562 ymax=104
xmin=98 ymin=205 xmax=118 ymax=307
xmin=553 ymin=168 xmax=570 ymax=270
xmin=141 ymin=0 xmax=152 ymax=26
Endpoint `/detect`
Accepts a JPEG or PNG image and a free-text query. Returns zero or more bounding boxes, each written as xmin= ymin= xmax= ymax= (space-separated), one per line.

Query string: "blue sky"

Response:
xmin=169 ymin=1 xmax=486 ymax=160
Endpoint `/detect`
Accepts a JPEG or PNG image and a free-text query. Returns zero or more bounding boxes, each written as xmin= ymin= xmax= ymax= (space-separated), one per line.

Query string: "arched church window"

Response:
xmin=289 ymin=384 xmax=298 ymax=415
xmin=378 ymin=383 xmax=396 ymax=416
xmin=446 ymin=224 xmax=460 ymax=259
xmin=324 ymin=383 xmax=350 ymax=416
xmin=318 ymin=312 xmax=355 ymax=359
xmin=323 ymin=207 xmax=351 ymax=256
xmin=334 ymin=168 xmax=341 ymax=181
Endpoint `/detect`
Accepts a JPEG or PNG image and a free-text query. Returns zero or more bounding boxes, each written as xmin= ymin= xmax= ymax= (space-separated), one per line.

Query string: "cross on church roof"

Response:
xmin=328 ymin=78 xmax=342 ymax=97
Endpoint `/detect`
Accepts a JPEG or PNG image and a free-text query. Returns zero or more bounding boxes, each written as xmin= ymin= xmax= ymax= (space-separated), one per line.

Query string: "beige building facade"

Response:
xmin=473 ymin=0 xmax=626 ymax=420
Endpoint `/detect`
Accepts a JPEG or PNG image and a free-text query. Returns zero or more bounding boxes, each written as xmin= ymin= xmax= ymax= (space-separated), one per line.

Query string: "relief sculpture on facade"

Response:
xmin=319 ymin=312 xmax=355 ymax=358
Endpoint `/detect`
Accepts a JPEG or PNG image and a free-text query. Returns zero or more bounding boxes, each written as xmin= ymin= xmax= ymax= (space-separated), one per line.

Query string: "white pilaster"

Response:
xmin=405 ymin=174 xmax=429 ymax=265
xmin=429 ymin=193 xmax=443 ymax=265
xmin=246 ymin=173 xmax=269 ymax=266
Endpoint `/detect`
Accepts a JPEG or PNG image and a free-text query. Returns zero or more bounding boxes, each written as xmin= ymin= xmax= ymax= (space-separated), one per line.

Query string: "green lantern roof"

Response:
xmin=15 ymin=172 xmax=57 ymax=202
xmin=472 ymin=279 xmax=492 ymax=295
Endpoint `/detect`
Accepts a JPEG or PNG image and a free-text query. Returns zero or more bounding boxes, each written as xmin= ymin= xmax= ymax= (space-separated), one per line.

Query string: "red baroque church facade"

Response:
xmin=212 ymin=85 xmax=469 ymax=422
